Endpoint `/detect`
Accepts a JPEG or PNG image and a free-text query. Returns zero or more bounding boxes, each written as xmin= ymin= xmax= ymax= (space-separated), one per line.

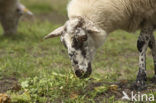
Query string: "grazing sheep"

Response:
xmin=45 ymin=0 xmax=156 ymax=90
xmin=0 ymin=0 xmax=33 ymax=35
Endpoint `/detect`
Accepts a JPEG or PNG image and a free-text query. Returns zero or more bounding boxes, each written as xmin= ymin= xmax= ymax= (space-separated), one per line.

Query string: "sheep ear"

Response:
xmin=22 ymin=7 xmax=33 ymax=16
xmin=44 ymin=26 xmax=65 ymax=39
xmin=84 ymin=20 xmax=100 ymax=33
xmin=86 ymin=25 xmax=100 ymax=33
xmin=18 ymin=4 xmax=33 ymax=16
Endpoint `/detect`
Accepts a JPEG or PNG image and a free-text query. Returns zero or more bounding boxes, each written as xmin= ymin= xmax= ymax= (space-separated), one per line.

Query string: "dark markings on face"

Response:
xmin=72 ymin=38 xmax=83 ymax=50
xmin=75 ymin=62 xmax=92 ymax=78
xmin=82 ymin=62 xmax=92 ymax=78
xmin=72 ymin=37 xmax=87 ymax=58
xmin=73 ymin=59 xmax=78 ymax=65
xmin=81 ymin=49 xmax=86 ymax=58
xmin=75 ymin=70 xmax=83 ymax=77
xmin=69 ymin=53 xmax=74 ymax=57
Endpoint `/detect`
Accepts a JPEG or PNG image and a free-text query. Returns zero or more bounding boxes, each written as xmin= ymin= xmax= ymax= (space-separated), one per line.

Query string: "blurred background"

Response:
xmin=21 ymin=0 xmax=68 ymax=24
xmin=21 ymin=0 xmax=69 ymax=24
xmin=0 ymin=0 xmax=155 ymax=103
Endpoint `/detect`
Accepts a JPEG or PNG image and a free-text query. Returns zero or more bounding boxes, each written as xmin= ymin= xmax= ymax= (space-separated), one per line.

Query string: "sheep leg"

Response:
xmin=149 ymin=34 xmax=156 ymax=83
xmin=135 ymin=26 xmax=154 ymax=90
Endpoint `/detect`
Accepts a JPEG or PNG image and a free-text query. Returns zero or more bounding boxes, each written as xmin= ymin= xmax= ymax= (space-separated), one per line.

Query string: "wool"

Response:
xmin=68 ymin=0 xmax=156 ymax=33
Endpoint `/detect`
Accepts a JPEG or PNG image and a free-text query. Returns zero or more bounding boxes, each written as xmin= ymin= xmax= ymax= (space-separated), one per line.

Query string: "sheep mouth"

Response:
xmin=74 ymin=63 xmax=92 ymax=79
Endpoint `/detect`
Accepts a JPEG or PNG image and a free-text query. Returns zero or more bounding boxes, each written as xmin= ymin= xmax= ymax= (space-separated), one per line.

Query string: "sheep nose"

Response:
xmin=75 ymin=70 xmax=83 ymax=77
xmin=74 ymin=63 xmax=92 ymax=79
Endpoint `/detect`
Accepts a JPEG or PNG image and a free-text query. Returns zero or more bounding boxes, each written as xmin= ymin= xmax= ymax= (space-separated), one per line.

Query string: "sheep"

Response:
xmin=44 ymin=0 xmax=156 ymax=90
xmin=0 ymin=0 xmax=33 ymax=35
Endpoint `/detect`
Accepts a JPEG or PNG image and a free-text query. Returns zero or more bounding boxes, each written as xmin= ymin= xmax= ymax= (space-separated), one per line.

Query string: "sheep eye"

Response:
xmin=78 ymin=35 xmax=87 ymax=42
xmin=16 ymin=8 xmax=20 ymax=12
xmin=16 ymin=8 xmax=22 ymax=15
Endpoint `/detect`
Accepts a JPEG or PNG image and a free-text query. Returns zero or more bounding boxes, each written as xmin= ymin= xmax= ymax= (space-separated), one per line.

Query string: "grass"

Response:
xmin=0 ymin=0 xmax=156 ymax=103
xmin=21 ymin=0 xmax=68 ymax=15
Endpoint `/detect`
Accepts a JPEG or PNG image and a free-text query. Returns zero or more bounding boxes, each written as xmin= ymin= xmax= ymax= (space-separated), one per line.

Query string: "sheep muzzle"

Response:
xmin=74 ymin=62 xmax=92 ymax=79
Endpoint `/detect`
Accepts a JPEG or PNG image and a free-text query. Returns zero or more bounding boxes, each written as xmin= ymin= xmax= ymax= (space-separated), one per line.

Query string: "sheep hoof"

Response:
xmin=133 ymin=80 xmax=147 ymax=91
xmin=132 ymin=73 xmax=147 ymax=91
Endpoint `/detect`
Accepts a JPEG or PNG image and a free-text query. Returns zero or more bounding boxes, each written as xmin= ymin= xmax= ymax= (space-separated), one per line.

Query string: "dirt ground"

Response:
xmin=84 ymin=78 xmax=156 ymax=102
xmin=0 ymin=77 xmax=155 ymax=102
xmin=0 ymin=77 xmax=21 ymax=93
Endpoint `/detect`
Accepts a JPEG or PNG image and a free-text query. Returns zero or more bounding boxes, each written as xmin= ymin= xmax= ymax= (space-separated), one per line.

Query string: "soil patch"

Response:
xmin=0 ymin=77 xmax=21 ymax=93
xmin=85 ymin=78 xmax=156 ymax=102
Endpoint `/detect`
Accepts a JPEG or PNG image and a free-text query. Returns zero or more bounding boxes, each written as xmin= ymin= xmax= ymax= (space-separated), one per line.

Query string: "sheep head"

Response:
xmin=0 ymin=1 xmax=33 ymax=35
xmin=44 ymin=17 xmax=101 ymax=78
